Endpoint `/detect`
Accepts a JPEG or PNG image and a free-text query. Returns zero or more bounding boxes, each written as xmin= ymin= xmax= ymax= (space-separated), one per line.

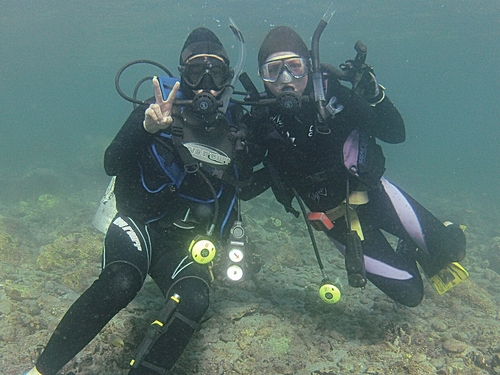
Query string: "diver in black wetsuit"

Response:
xmin=245 ymin=26 xmax=467 ymax=307
xmin=24 ymin=27 xmax=253 ymax=375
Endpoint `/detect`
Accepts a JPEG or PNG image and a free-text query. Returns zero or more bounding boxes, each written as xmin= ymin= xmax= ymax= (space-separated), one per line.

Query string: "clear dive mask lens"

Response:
xmin=260 ymin=57 xmax=309 ymax=83
xmin=180 ymin=57 xmax=232 ymax=90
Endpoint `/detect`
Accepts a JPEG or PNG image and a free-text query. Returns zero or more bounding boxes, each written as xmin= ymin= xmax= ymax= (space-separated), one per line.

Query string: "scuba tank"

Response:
xmin=91 ymin=176 xmax=117 ymax=234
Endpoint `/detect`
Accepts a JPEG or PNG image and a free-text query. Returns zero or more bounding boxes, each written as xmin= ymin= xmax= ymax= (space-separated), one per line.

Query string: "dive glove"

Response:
xmin=356 ymin=70 xmax=381 ymax=101
xmin=340 ymin=59 xmax=384 ymax=104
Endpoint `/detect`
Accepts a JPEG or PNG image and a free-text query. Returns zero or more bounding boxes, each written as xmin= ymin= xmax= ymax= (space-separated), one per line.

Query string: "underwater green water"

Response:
xmin=1 ymin=2 xmax=500 ymax=373
xmin=1 ymin=0 xmax=499 ymax=201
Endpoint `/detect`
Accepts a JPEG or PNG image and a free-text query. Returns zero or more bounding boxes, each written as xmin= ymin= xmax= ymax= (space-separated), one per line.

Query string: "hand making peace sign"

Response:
xmin=143 ymin=77 xmax=180 ymax=134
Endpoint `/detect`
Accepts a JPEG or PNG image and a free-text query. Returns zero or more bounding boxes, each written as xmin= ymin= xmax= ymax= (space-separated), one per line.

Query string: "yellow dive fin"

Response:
xmin=427 ymin=262 xmax=469 ymax=295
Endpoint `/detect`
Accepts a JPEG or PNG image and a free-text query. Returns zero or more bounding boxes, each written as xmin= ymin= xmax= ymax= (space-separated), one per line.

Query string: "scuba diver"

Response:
xmin=24 ymin=26 xmax=256 ymax=375
xmin=243 ymin=21 xmax=468 ymax=307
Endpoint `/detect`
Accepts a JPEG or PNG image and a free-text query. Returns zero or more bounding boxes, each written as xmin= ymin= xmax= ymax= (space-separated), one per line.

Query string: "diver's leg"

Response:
xmin=35 ymin=215 xmax=150 ymax=375
xmin=128 ymin=276 xmax=210 ymax=375
xmin=370 ymin=178 xmax=466 ymax=276
xmin=128 ymin=229 xmax=212 ymax=375
xmin=36 ymin=263 xmax=143 ymax=375
xmin=327 ymin=226 xmax=424 ymax=307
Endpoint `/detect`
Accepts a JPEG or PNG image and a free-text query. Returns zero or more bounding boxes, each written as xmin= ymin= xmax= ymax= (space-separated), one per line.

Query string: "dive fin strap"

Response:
xmin=139 ymin=360 xmax=173 ymax=375
xmin=426 ymin=262 xmax=469 ymax=295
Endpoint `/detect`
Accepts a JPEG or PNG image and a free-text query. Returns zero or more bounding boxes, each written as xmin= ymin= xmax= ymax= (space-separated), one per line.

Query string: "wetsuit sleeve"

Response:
xmin=104 ymin=104 xmax=154 ymax=176
xmin=242 ymin=113 xmax=270 ymax=167
xmin=328 ymin=79 xmax=405 ymax=144
xmin=239 ymin=166 xmax=271 ymax=201
xmin=370 ymin=94 xmax=405 ymax=144
xmin=238 ymin=113 xmax=273 ymax=201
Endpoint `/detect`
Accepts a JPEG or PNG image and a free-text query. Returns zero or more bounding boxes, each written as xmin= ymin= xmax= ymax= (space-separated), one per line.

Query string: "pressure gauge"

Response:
xmin=226 ymin=221 xmax=246 ymax=282
xmin=228 ymin=248 xmax=244 ymax=263
xmin=227 ymin=265 xmax=244 ymax=281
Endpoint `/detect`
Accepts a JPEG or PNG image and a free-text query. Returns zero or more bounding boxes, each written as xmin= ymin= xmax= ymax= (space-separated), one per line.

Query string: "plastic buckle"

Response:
xmin=307 ymin=212 xmax=334 ymax=231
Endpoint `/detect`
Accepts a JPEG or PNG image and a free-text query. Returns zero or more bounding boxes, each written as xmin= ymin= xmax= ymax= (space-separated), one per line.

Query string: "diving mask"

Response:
xmin=179 ymin=54 xmax=233 ymax=90
xmin=260 ymin=56 xmax=309 ymax=83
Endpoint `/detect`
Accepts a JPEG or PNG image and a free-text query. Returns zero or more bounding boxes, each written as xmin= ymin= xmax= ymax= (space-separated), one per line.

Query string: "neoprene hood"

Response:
xmin=258 ymin=26 xmax=310 ymax=66
xmin=180 ymin=27 xmax=230 ymax=65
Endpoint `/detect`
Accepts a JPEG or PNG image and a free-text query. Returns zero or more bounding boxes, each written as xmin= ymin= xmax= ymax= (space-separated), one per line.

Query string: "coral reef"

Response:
xmin=37 ymin=229 xmax=103 ymax=291
xmin=449 ymin=278 xmax=497 ymax=317
xmin=17 ymin=168 xmax=64 ymax=200
xmin=0 ymin=215 xmax=38 ymax=263
xmin=37 ymin=230 xmax=102 ymax=272
xmin=486 ymin=237 xmax=500 ymax=275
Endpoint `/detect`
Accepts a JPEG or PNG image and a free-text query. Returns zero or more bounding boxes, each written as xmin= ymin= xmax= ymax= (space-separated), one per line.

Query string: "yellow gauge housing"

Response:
xmin=189 ymin=238 xmax=216 ymax=264
xmin=319 ymin=283 xmax=341 ymax=304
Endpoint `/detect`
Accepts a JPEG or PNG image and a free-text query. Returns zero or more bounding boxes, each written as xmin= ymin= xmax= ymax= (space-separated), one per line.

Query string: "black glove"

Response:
xmin=356 ymin=70 xmax=380 ymax=100
xmin=340 ymin=60 xmax=384 ymax=104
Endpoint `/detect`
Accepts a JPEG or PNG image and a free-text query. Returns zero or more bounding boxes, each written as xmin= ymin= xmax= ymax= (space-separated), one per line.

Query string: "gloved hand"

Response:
xmin=340 ymin=59 xmax=384 ymax=104
xmin=356 ymin=70 xmax=380 ymax=100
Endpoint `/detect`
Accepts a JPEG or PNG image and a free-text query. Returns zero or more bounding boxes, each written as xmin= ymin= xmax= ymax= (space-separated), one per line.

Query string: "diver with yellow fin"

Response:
xmin=242 ymin=5 xmax=468 ymax=307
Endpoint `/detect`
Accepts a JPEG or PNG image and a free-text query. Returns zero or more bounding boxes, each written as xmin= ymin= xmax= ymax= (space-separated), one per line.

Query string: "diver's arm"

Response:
xmin=329 ymin=66 xmax=406 ymax=144
xmin=370 ymin=94 xmax=406 ymax=144
xmin=104 ymin=105 xmax=154 ymax=176
xmin=337 ymin=83 xmax=405 ymax=145
xmin=237 ymin=115 xmax=272 ymax=201
xmin=105 ymin=78 xmax=179 ymax=176
xmin=354 ymin=70 xmax=405 ymax=143
xmin=239 ymin=166 xmax=272 ymax=201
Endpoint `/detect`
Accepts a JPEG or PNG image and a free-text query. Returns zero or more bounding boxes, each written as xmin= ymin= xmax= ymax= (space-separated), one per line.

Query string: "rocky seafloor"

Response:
xmin=1 ymin=184 xmax=500 ymax=375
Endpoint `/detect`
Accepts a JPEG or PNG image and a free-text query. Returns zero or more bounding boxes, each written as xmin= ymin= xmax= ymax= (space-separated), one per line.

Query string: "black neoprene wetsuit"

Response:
xmin=246 ymin=77 xmax=466 ymax=307
xmin=35 ymin=102 xmax=251 ymax=375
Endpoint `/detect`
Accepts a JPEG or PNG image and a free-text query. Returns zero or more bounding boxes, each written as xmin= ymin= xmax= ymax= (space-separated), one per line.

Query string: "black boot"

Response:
xmin=414 ymin=222 xmax=466 ymax=277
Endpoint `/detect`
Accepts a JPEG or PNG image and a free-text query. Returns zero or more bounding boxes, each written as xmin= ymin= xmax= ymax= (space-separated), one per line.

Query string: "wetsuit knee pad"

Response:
xmin=98 ymin=262 xmax=143 ymax=308
xmin=168 ymin=276 xmax=210 ymax=322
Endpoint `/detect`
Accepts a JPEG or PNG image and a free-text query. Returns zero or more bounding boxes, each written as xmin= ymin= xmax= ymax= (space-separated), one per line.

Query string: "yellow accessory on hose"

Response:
xmin=319 ymin=283 xmax=341 ymax=304
xmin=188 ymin=236 xmax=216 ymax=264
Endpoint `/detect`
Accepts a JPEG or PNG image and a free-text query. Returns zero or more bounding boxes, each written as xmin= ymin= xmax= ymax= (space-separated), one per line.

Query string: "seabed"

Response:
xmin=2 ymin=185 xmax=500 ymax=375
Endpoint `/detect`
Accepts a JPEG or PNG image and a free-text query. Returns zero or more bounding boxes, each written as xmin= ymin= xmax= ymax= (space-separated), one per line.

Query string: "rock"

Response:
xmin=442 ymin=339 xmax=467 ymax=353
xmin=431 ymin=321 xmax=447 ymax=332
